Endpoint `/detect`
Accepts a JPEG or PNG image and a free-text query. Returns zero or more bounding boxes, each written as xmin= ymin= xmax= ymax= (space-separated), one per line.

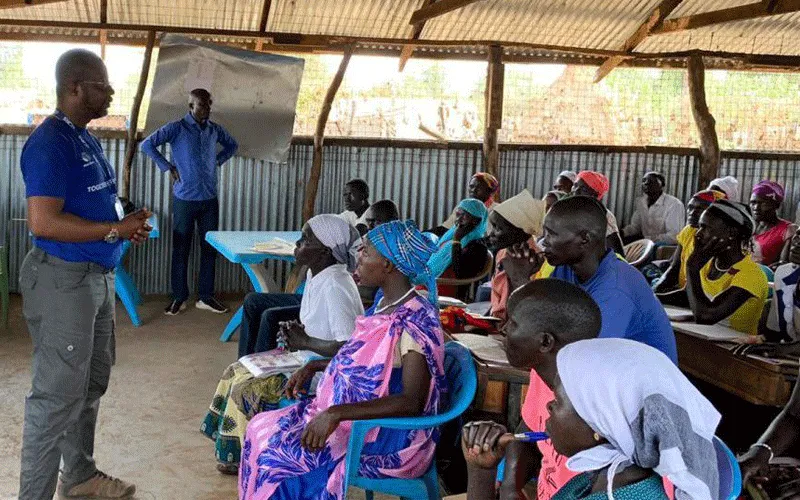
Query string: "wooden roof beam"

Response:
xmin=653 ymin=0 xmax=800 ymax=34
xmin=594 ymin=0 xmax=684 ymax=83
xmin=409 ymin=0 xmax=484 ymax=27
xmin=0 ymin=0 xmax=66 ymax=8
xmin=399 ymin=0 xmax=436 ymax=71
xmin=255 ymin=0 xmax=271 ymax=51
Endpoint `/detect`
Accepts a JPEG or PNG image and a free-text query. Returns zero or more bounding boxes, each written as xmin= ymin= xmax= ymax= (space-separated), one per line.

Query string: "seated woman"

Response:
xmin=751 ymin=180 xmax=797 ymax=267
xmin=761 ymin=227 xmax=800 ymax=341
xmin=202 ymin=215 xmax=364 ymax=474
xmin=654 ymin=189 xmax=727 ymax=305
xmin=685 ymin=200 xmax=769 ymax=335
xmin=237 ymin=215 xmax=363 ymax=357
xmin=708 ymin=175 xmax=740 ymax=201
xmin=465 ymin=338 xmax=721 ymax=500
xmin=571 ymin=171 xmax=625 ymax=256
xmin=239 ymin=220 xmax=446 ymax=500
xmin=485 ymin=189 xmax=546 ymax=323
xmin=543 ymin=189 xmax=566 ymax=213
xmin=430 ymin=172 xmax=499 ymax=236
xmin=429 ymin=198 xmax=489 ymax=300
xmin=548 ymin=338 xmax=720 ymax=499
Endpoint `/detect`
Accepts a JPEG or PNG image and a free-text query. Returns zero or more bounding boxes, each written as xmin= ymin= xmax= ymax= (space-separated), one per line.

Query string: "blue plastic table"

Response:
xmin=205 ymin=231 xmax=302 ymax=342
xmin=116 ymin=215 xmax=160 ymax=327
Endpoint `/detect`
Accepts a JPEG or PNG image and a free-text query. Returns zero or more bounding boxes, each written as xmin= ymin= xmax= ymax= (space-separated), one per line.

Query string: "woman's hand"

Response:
xmin=282 ymin=320 xmax=311 ymax=351
xmin=461 ymin=421 xmax=511 ymax=470
xmin=301 ymin=409 xmax=341 ymax=451
xmin=284 ymin=363 xmax=316 ymax=399
xmin=688 ymin=235 xmax=732 ymax=269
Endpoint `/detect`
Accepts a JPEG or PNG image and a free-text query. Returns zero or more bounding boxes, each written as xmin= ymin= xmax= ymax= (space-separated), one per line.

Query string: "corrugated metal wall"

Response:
xmin=2 ymin=132 xmax=799 ymax=295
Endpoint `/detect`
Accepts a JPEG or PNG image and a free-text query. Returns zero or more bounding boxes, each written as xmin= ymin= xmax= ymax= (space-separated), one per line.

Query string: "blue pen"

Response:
xmin=513 ymin=431 xmax=549 ymax=443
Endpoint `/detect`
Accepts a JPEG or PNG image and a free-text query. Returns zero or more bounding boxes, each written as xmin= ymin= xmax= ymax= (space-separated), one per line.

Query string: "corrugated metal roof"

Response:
xmin=0 ymin=0 xmax=98 ymax=22
xmin=640 ymin=10 xmax=800 ymax=56
xmin=268 ymin=0 xmax=420 ymax=39
xmin=0 ymin=0 xmax=798 ymax=61
xmin=110 ymin=0 xmax=262 ymax=31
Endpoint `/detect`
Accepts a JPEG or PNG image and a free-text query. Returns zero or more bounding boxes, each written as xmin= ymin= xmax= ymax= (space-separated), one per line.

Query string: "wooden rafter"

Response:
xmin=409 ymin=0 xmax=484 ymax=26
xmin=594 ymin=0 xmax=684 ymax=83
xmin=99 ymin=28 xmax=107 ymax=59
xmin=2 ymin=17 xmax=800 ymax=71
xmin=121 ymin=30 xmax=156 ymax=200
xmin=399 ymin=0 xmax=436 ymax=71
xmin=99 ymin=0 xmax=107 ymax=23
xmin=302 ymin=47 xmax=353 ymax=223
xmin=254 ymin=0 xmax=272 ymax=51
xmin=687 ymin=55 xmax=720 ymax=190
xmin=652 ymin=0 xmax=800 ymax=35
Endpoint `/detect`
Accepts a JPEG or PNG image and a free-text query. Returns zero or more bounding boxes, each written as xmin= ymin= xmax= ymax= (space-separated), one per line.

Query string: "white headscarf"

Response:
xmin=708 ymin=176 xmax=740 ymax=201
xmin=557 ymin=338 xmax=722 ymax=500
xmin=558 ymin=170 xmax=578 ymax=183
xmin=492 ymin=189 xmax=546 ymax=237
xmin=307 ymin=214 xmax=361 ymax=273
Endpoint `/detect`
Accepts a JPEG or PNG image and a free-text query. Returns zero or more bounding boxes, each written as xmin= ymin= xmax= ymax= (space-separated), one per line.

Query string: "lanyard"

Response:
xmin=52 ymin=110 xmax=116 ymax=184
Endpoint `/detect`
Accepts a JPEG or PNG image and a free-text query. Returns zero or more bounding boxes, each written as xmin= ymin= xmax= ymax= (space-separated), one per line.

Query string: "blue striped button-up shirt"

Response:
xmin=141 ymin=113 xmax=238 ymax=201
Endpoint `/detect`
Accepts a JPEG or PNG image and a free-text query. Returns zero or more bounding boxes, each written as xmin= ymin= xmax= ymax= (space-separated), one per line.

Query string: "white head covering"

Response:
xmin=557 ymin=338 xmax=722 ymax=500
xmin=558 ymin=170 xmax=578 ymax=183
xmin=307 ymin=214 xmax=361 ymax=273
xmin=492 ymin=189 xmax=546 ymax=237
xmin=707 ymin=176 xmax=740 ymax=201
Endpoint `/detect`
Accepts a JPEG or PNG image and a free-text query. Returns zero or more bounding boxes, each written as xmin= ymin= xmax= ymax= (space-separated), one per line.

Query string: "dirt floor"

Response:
xmin=0 ymin=294 xmax=391 ymax=500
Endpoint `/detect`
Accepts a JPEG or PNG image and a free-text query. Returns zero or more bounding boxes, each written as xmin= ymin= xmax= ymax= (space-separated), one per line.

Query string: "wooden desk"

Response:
xmin=453 ymin=333 xmax=530 ymax=429
xmin=673 ymin=323 xmax=796 ymax=407
xmin=473 ymin=359 xmax=529 ymax=431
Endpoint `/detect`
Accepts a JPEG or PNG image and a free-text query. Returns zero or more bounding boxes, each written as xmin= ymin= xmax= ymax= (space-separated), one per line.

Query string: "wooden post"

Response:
xmin=483 ymin=45 xmax=504 ymax=180
xmin=121 ymin=30 xmax=156 ymax=200
xmin=687 ymin=54 xmax=720 ymax=191
xmin=301 ymin=47 xmax=352 ymax=223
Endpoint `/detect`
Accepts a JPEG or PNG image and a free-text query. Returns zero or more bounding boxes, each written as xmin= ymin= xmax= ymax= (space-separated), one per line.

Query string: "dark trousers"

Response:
xmin=238 ymin=292 xmax=302 ymax=358
xmin=172 ymin=197 xmax=219 ymax=302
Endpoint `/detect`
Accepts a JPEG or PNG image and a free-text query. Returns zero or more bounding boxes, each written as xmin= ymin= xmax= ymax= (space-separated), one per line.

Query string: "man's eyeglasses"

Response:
xmin=79 ymin=81 xmax=114 ymax=93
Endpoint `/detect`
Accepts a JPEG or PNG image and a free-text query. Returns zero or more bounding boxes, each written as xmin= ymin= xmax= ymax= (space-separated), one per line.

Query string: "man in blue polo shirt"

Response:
xmin=19 ymin=49 xmax=151 ymax=500
xmin=141 ymin=88 xmax=238 ymax=315
xmin=504 ymin=195 xmax=677 ymax=362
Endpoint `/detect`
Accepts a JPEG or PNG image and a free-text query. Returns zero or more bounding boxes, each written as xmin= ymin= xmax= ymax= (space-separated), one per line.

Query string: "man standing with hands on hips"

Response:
xmin=141 ymin=88 xmax=238 ymax=316
xmin=19 ymin=49 xmax=151 ymax=500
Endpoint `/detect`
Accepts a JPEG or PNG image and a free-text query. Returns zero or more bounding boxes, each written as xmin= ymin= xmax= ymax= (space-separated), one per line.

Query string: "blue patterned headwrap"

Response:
xmin=427 ymin=198 xmax=489 ymax=280
xmin=366 ymin=220 xmax=439 ymax=305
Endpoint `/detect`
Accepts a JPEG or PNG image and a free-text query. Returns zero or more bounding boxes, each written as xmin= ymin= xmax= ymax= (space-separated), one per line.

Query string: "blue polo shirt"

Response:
xmin=21 ymin=111 xmax=123 ymax=268
xmin=140 ymin=113 xmax=238 ymax=201
xmin=550 ymin=250 xmax=678 ymax=363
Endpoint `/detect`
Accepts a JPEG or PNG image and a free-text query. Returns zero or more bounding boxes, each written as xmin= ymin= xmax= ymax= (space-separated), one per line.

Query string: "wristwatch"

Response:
xmin=104 ymin=226 xmax=119 ymax=244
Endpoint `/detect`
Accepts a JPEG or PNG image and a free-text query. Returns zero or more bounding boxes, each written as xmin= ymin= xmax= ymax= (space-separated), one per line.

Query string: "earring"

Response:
xmin=593 ymin=432 xmax=601 ymax=442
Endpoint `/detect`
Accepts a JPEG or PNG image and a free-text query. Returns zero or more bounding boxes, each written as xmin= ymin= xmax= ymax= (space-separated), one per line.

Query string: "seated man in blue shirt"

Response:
xmin=141 ymin=88 xmax=238 ymax=315
xmin=503 ymin=195 xmax=677 ymax=361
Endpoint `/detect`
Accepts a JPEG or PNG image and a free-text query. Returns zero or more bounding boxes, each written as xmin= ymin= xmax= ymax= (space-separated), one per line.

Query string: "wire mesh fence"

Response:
xmin=1 ymin=40 xmax=800 ymax=152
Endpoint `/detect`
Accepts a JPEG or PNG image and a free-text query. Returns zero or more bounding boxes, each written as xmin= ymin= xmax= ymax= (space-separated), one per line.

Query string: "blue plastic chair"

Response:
xmin=343 ymin=341 xmax=477 ymax=500
xmin=497 ymin=436 xmax=741 ymax=499
xmin=714 ymin=436 xmax=742 ymax=500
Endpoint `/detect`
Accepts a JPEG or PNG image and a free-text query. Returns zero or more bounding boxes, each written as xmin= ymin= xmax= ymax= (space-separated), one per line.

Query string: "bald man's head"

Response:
xmin=540 ymin=195 xmax=608 ymax=266
xmin=56 ymin=49 xmax=105 ymax=99
xmin=504 ymin=279 xmax=601 ymax=381
xmin=54 ymin=49 xmax=113 ymax=124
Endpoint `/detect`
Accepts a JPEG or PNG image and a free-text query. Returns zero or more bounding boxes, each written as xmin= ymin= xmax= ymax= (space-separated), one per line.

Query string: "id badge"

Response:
xmin=114 ymin=198 xmax=125 ymax=221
